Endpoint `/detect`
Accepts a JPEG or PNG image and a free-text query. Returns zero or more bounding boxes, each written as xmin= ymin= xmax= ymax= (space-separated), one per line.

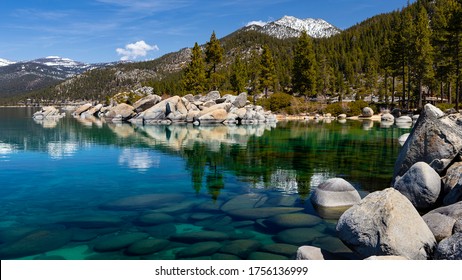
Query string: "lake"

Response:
xmin=0 ymin=107 xmax=411 ymax=260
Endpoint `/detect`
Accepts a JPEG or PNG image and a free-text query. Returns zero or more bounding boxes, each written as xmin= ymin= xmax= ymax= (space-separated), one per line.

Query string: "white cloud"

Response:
xmin=116 ymin=40 xmax=159 ymax=61
xmin=246 ymin=20 xmax=267 ymax=27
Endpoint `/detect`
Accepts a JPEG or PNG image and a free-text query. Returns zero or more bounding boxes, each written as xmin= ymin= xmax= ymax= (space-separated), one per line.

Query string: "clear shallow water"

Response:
xmin=0 ymin=108 xmax=410 ymax=260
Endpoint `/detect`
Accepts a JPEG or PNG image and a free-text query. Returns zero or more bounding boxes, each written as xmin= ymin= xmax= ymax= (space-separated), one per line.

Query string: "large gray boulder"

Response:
xmin=132 ymin=94 xmax=161 ymax=113
xmin=444 ymin=176 xmax=462 ymax=205
xmin=310 ymin=178 xmax=361 ymax=208
xmin=434 ymin=232 xmax=462 ymax=260
xmin=105 ymin=103 xmax=135 ymax=120
xmin=393 ymin=162 xmax=441 ymax=209
xmin=422 ymin=202 xmax=462 ymax=242
xmin=393 ymin=104 xmax=462 ymax=182
xmin=73 ymin=103 xmax=93 ymax=116
xmin=232 ymin=92 xmax=248 ymax=108
xmin=136 ymin=96 xmax=181 ymax=122
xmin=336 ymin=188 xmax=436 ymax=260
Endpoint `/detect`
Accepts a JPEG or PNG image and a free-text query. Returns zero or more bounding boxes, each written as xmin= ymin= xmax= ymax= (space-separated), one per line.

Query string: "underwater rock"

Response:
xmin=260 ymin=243 xmax=298 ymax=258
xmin=226 ymin=207 xmax=304 ymax=220
xmin=93 ymin=232 xmax=149 ymax=252
xmin=219 ymin=239 xmax=262 ymax=258
xmin=264 ymin=213 xmax=322 ymax=229
xmin=176 ymin=241 xmax=221 ymax=259
xmin=169 ymin=231 xmax=229 ymax=243
xmin=99 ymin=194 xmax=184 ymax=211
xmin=137 ymin=213 xmax=175 ymax=226
xmin=275 ymin=228 xmax=325 ymax=246
xmin=125 ymin=239 xmax=169 ymax=256
xmin=211 ymin=253 xmax=241 ymax=260
xmin=247 ymin=252 xmax=289 ymax=260
xmin=58 ymin=215 xmax=124 ymax=229
xmin=0 ymin=229 xmax=72 ymax=259
xmin=221 ymin=193 xmax=268 ymax=212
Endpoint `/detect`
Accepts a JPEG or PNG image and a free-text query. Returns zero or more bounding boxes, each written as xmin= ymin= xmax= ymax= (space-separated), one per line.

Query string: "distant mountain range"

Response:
xmin=0 ymin=56 xmax=115 ymax=97
xmin=0 ymin=15 xmax=340 ymax=99
xmin=245 ymin=15 xmax=341 ymax=39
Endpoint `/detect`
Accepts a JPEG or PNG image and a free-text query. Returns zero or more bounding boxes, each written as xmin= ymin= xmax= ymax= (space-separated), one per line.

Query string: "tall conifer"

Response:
xmin=292 ymin=31 xmax=317 ymax=99
xmin=259 ymin=45 xmax=277 ymax=98
xmin=182 ymin=42 xmax=206 ymax=94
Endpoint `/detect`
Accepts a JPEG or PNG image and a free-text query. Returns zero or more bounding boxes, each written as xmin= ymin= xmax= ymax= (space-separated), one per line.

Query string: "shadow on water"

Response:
xmin=0 ymin=108 xmax=411 ymax=260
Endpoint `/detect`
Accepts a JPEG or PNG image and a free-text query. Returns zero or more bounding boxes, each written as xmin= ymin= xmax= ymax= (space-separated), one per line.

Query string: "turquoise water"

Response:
xmin=0 ymin=108 xmax=410 ymax=260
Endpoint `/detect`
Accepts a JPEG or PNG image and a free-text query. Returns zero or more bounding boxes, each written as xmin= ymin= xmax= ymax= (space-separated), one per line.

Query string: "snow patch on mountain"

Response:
xmin=246 ymin=15 xmax=341 ymax=39
xmin=0 ymin=58 xmax=15 ymax=67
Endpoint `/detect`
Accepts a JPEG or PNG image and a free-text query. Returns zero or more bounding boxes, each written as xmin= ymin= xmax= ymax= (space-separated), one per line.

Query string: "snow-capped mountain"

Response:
xmin=0 ymin=56 xmax=113 ymax=97
xmin=0 ymin=58 xmax=15 ymax=67
xmin=246 ymin=16 xmax=341 ymax=39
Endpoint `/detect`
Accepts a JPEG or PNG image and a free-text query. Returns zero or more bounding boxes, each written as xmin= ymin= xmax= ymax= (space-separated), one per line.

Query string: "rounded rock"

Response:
xmin=361 ymin=107 xmax=374 ymax=118
xmin=393 ymin=162 xmax=441 ymax=209
xmin=310 ymin=178 xmax=361 ymax=208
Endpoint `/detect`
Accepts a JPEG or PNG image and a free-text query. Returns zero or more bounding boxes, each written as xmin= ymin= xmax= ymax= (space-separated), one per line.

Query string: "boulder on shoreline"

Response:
xmin=393 ymin=104 xmax=462 ymax=182
xmin=336 ymin=188 xmax=436 ymax=260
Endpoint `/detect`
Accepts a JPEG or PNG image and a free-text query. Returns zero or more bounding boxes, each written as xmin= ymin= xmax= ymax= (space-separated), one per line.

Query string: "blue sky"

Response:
xmin=0 ymin=0 xmax=414 ymax=63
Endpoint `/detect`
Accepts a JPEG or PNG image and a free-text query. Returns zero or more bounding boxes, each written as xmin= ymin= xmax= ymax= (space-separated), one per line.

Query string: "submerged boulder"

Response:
xmin=310 ymin=178 xmax=361 ymax=208
xmin=336 ymin=188 xmax=436 ymax=260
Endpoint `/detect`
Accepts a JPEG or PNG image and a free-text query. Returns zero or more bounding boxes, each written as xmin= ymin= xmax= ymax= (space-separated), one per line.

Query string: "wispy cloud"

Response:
xmin=116 ymin=40 xmax=159 ymax=61
xmin=12 ymin=8 xmax=71 ymax=21
xmin=94 ymin=0 xmax=192 ymax=13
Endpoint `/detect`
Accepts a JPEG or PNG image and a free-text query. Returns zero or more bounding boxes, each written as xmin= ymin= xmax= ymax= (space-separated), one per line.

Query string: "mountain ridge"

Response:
xmin=245 ymin=15 xmax=341 ymax=39
xmin=0 ymin=56 xmax=115 ymax=98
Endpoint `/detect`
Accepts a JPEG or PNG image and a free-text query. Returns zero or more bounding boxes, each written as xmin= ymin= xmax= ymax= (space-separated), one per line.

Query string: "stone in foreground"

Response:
xmin=310 ymin=178 xmax=361 ymax=208
xmin=336 ymin=188 xmax=436 ymax=260
xmin=296 ymin=246 xmax=325 ymax=260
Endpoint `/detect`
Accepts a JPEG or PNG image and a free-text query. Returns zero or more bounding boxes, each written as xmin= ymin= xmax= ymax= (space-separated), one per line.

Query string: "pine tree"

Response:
xmin=413 ymin=6 xmax=434 ymax=109
xmin=230 ymin=54 xmax=247 ymax=93
xmin=259 ymin=45 xmax=277 ymax=98
xmin=182 ymin=42 xmax=206 ymax=94
xmin=205 ymin=31 xmax=225 ymax=90
xmin=292 ymin=31 xmax=317 ymax=99
xmin=447 ymin=1 xmax=462 ymax=111
xmin=205 ymin=31 xmax=224 ymax=74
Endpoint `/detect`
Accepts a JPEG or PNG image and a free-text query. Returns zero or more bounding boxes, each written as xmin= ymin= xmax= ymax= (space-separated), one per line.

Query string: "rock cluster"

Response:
xmin=32 ymin=106 xmax=65 ymax=120
xmin=332 ymin=104 xmax=462 ymax=260
xmin=72 ymin=90 xmax=277 ymax=126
